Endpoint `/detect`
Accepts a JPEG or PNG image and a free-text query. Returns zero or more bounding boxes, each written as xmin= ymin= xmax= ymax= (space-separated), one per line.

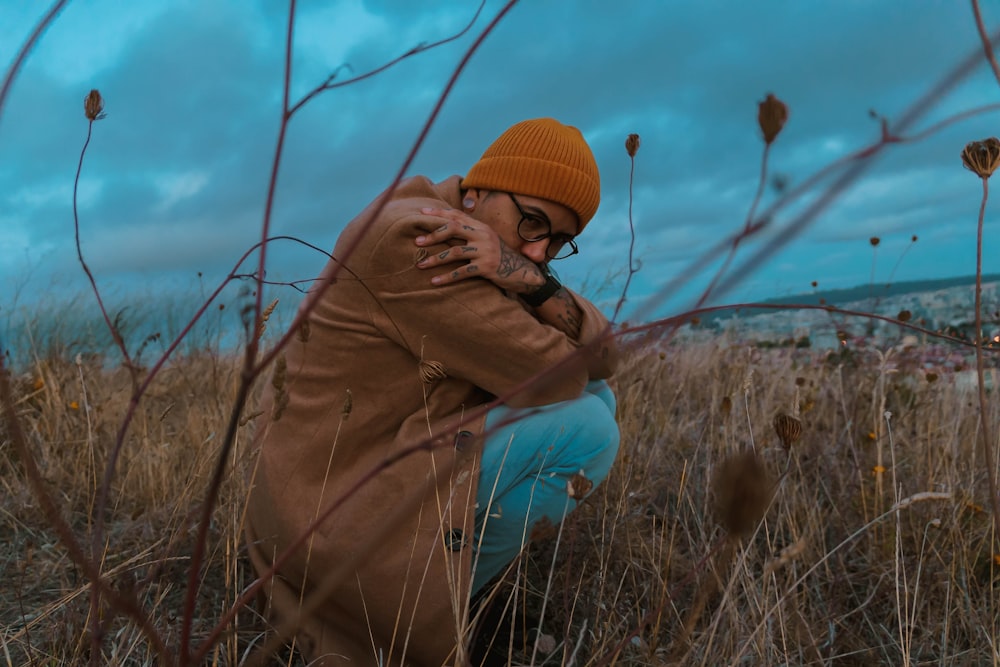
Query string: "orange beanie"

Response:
xmin=462 ymin=118 xmax=601 ymax=229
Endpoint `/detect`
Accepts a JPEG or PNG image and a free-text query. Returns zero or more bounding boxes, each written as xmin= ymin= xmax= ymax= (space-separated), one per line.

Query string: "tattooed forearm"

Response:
xmin=497 ymin=240 xmax=544 ymax=289
xmin=536 ymin=287 xmax=583 ymax=339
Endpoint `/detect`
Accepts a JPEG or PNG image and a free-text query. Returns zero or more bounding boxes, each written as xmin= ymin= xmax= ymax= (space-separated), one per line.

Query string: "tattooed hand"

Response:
xmin=414 ymin=207 xmax=546 ymax=294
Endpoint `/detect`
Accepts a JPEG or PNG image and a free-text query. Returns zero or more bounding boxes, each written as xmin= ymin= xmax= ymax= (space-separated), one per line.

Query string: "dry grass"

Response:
xmin=2 ymin=335 xmax=999 ymax=665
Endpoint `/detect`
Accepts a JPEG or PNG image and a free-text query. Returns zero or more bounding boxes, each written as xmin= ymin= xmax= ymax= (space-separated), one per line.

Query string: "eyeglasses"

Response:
xmin=507 ymin=193 xmax=579 ymax=260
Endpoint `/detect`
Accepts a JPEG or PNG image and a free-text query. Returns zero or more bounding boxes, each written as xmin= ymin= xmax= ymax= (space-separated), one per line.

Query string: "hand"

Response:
xmin=414 ymin=207 xmax=546 ymax=294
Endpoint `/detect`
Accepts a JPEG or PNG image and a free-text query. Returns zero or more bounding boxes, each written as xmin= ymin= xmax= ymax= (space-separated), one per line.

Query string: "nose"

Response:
xmin=521 ymin=239 xmax=549 ymax=264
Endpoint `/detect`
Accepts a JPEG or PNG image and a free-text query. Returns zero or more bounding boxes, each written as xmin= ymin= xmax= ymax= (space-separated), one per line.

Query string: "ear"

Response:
xmin=462 ymin=188 xmax=485 ymax=211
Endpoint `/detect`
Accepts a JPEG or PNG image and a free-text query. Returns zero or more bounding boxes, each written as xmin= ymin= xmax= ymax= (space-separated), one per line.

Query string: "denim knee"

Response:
xmin=550 ymin=389 xmax=620 ymax=488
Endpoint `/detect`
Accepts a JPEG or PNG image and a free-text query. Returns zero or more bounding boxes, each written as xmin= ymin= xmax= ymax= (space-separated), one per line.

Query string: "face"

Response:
xmin=465 ymin=189 xmax=579 ymax=264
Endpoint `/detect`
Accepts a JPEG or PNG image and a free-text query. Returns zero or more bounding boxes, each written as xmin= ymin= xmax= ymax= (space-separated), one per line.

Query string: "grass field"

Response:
xmin=3 ymin=326 xmax=999 ymax=665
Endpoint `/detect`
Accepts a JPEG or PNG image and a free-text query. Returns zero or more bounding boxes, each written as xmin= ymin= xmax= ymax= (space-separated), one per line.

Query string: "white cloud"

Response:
xmin=153 ymin=170 xmax=210 ymax=213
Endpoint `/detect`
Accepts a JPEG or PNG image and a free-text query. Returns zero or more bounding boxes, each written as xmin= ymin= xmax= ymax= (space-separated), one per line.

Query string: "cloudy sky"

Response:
xmin=2 ymin=0 xmax=999 ymax=325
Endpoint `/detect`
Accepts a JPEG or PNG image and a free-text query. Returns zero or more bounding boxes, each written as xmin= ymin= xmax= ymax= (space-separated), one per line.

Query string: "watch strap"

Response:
xmin=522 ymin=267 xmax=562 ymax=307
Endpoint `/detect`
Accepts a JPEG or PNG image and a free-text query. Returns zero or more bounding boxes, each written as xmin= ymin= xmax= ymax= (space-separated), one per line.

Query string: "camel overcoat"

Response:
xmin=245 ymin=175 xmax=617 ymax=666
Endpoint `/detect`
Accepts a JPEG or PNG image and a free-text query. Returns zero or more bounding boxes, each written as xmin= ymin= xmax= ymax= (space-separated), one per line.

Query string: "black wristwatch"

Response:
xmin=522 ymin=263 xmax=562 ymax=308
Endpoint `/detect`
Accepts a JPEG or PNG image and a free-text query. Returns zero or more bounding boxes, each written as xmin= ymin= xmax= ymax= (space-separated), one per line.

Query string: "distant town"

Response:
xmin=681 ymin=276 xmax=1000 ymax=351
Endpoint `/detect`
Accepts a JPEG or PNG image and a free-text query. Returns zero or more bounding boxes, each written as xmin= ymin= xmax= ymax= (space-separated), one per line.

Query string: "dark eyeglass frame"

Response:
xmin=507 ymin=192 xmax=579 ymax=260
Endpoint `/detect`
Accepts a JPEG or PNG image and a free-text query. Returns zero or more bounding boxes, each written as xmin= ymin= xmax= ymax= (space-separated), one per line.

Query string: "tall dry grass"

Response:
xmin=5 ymin=3 xmax=1000 ymax=665
xmin=3 ymin=335 xmax=998 ymax=665
xmin=1 ymin=351 xmax=260 ymax=665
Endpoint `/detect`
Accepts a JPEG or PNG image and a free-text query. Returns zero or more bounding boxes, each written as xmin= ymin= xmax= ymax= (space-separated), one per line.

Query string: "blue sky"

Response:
xmin=2 ymin=1 xmax=999 ymax=325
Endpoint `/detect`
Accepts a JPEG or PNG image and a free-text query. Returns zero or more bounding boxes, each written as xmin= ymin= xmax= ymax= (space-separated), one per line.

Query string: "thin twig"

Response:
xmin=693 ymin=142 xmax=772 ymax=313
xmin=178 ymin=0 xmax=300 ymax=655
xmin=189 ymin=2 xmax=521 ymax=662
xmin=72 ymin=121 xmax=131 ymax=371
xmin=613 ymin=148 xmax=639 ymax=321
xmin=628 ymin=28 xmax=1000 ymax=329
xmin=0 ymin=0 xmax=70 ymax=123
xmin=0 ymin=356 xmax=173 ymax=664
xmin=972 ymin=177 xmax=1000 ymax=544
xmin=972 ymin=0 xmax=1000 ymax=87
xmin=251 ymin=0 xmax=521 ymax=378
xmin=288 ymin=1 xmax=487 ymax=117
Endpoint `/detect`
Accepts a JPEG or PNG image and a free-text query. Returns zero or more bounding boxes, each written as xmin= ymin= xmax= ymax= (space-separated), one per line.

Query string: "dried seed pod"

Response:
xmin=567 ymin=471 xmax=593 ymax=500
xmin=773 ymin=413 xmax=802 ymax=450
xmin=257 ymin=298 xmax=279 ymax=339
xmin=271 ymin=353 xmax=287 ymax=391
xmin=341 ymin=389 xmax=353 ymax=419
xmin=84 ymin=89 xmax=106 ymax=121
xmin=961 ymin=137 xmax=1000 ymax=178
xmin=270 ymin=354 xmax=289 ymax=420
xmin=625 ymin=133 xmax=641 ymax=157
xmin=271 ymin=390 xmax=289 ymax=421
xmin=712 ymin=450 xmax=772 ymax=538
xmin=418 ymin=359 xmax=446 ymax=383
xmin=297 ymin=318 xmax=311 ymax=342
xmin=757 ymin=93 xmax=788 ymax=145
xmin=869 ymin=236 xmax=880 ymax=247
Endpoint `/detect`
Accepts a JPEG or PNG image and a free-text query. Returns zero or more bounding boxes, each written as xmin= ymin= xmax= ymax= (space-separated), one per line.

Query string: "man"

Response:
xmin=246 ymin=118 xmax=620 ymax=666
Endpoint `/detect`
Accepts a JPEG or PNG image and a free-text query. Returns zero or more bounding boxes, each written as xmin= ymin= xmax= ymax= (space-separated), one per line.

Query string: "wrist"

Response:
xmin=522 ymin=264 xmax=562 ymax=308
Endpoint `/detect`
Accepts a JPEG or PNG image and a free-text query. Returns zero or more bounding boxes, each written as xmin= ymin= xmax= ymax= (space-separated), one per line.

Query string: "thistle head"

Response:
xmin=625 ymin=133 xmax=641 ymax=158
xmin=84 ymin=89 xmax=106 ymax=121
xmin=773 ymin=413 xmax=802 ymax=451
xmin=757 ymin=93 xmax=788 ymax=145
xmin=712 ymin=450 xmax=772 ymax=538
xmin=961 ymin=137 xmax=1000 ymax=178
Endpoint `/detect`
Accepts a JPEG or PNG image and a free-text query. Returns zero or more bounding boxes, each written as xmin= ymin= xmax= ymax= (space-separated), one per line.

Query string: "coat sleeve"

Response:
xmin=360 ymin=213 xmax=615 ymax=408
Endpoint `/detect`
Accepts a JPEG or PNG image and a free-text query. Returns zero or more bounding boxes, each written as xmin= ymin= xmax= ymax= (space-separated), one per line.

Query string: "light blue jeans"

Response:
xmin=471 ymin=381 xmax=619 ymax=594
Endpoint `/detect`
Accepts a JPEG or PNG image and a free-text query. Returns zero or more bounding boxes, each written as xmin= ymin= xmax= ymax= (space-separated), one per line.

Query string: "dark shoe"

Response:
xmin=469 ymin=588 xmax=542 ymax=667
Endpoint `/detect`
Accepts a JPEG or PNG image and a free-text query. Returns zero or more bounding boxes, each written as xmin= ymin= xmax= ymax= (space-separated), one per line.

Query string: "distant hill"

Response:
xmin=699 ymin=274 xmax=1000 ymax=325
xmin=761 ymin=274 xmax=1000 ymax=308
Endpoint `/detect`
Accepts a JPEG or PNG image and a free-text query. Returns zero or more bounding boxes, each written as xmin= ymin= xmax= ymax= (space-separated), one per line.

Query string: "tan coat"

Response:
xmin=245 ymin=176 xmax=616 ymax=666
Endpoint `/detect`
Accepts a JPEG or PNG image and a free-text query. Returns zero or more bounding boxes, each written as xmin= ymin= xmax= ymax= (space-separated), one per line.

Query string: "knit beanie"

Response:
xmin=462 ymin=118 xmax=601 ymax=229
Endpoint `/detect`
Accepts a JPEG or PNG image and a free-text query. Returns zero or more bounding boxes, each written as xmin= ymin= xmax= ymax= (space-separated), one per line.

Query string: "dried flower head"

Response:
xmin=713 ymin=450 xmax=771 ymax=538
xmin=961 ymin=137 xmax=1000 ymax=178
xmin=418 ymin=359 xmax=447 ymax=383
xmin=897 ymin=309 xmax=911 ymax=322
xmin=869 ymin=236 xmax=880 ymax=247
xmin=757 ymin=93 xmax=788 ymax=145
xmin=625 ymin=133 xmax=641 ymax=158
xmin=773 ymin=413 xmax=802 ymax=450
xmin=567 ymin=471 xmax=593 ymax=500
xmin=84 ymin=89 xmax=106 ymax=121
